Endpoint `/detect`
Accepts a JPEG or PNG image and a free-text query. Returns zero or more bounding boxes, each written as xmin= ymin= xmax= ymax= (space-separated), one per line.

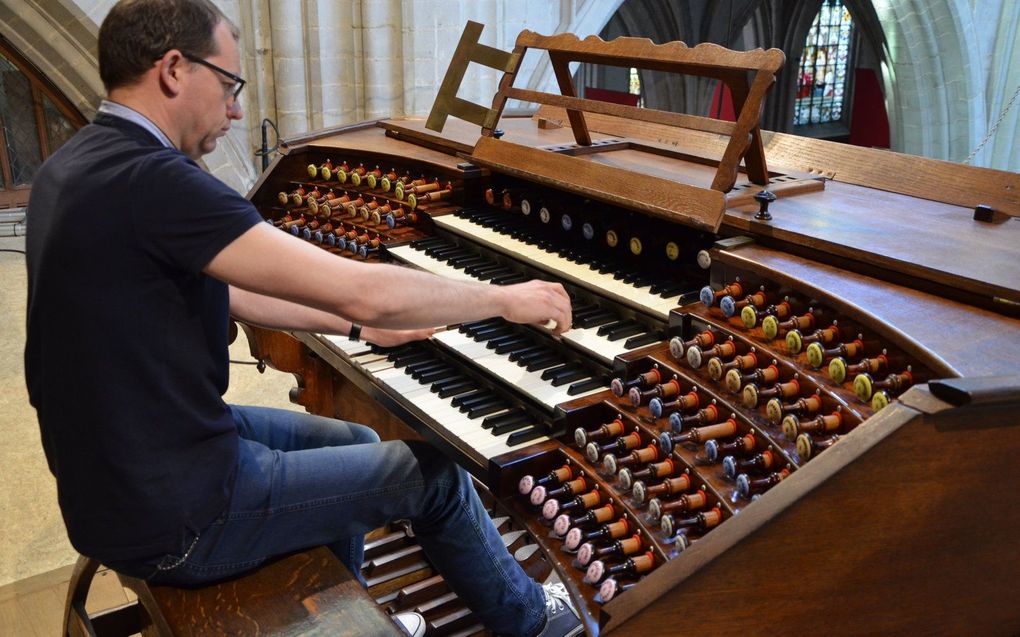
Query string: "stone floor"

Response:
xmin=0 ymin=233 xmax=299 ymax=588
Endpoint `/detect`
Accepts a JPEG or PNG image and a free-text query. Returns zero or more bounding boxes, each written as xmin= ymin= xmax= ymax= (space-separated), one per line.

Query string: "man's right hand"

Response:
xmin=499 ymin=280 xmax=572 ymax=336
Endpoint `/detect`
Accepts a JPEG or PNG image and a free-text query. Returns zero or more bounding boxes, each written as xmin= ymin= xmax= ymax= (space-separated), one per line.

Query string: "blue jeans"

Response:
xmin=110 ymin=405 xmax=546 ymax=636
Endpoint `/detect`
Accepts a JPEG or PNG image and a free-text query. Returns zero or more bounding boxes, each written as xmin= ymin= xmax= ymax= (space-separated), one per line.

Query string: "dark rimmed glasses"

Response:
xmin=181 ymin=53 xmax=245 ymax=101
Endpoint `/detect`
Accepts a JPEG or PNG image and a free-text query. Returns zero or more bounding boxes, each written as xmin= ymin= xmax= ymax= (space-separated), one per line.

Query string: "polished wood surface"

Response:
xmin=601 ymin=387 xmax=1020 ymax=635
xmin=723 ymin=179 xmax=1020 ymax=305
xmin=715 ymin=242 xmax=1020 ymax=377
xmin=535 ymin=104 xmax=1020 ymax=216
xmin=127 ymin=547 xmax=399 ymax=636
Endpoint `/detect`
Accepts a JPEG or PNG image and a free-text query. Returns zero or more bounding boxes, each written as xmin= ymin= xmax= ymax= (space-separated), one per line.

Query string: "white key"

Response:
xmin=323 ymin=334 xmax=373 ymax=356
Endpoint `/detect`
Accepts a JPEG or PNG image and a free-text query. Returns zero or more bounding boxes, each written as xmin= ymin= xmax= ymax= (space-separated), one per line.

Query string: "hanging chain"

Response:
xmin=964 ymin=83 xmax=1020 ymax=164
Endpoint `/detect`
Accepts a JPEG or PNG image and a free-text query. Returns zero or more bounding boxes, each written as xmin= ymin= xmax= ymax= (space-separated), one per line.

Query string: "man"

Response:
xmin=25 ymin=1 xmax=582 ymax=635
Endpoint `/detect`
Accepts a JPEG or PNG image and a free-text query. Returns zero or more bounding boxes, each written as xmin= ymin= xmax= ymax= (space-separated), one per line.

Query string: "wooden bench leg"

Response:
xmin=63 ymin=555 xmax=101 ymax=637
xmin=63 ymin=555 xmax=148 ymax=637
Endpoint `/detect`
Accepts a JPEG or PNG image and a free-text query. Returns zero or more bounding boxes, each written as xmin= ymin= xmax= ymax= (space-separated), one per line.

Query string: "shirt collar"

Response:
xmin=96 ymin=100 xmax=175 ymax=149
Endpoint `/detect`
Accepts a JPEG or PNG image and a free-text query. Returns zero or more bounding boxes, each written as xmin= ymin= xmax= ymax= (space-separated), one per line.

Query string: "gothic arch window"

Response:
xmin=794 ymin=0 xmax=856 ymax=136
xmin=0 ymin=36 xmax=85 ymax=209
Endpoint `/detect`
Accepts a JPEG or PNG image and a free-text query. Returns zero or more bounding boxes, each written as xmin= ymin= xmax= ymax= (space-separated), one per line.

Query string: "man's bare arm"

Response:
xmin=228 ymin=286 xmax=434 ymax=346
xmin=207 ymin=222 xmax=571 ymax=333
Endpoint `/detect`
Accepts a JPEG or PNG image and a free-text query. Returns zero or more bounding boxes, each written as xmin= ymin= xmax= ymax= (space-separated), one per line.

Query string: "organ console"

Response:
xmin=239 ymin=22 xmax=1020 ymax=636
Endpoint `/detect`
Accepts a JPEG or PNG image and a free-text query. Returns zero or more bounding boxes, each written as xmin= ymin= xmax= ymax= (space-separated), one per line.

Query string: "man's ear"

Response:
xmin=156 ymin=50 xmax=186 ymax=97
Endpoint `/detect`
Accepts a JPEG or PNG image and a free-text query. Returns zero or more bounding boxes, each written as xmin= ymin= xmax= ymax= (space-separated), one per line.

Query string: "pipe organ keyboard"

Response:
xmin=240 ymin=29 xmax=1020 ymax=637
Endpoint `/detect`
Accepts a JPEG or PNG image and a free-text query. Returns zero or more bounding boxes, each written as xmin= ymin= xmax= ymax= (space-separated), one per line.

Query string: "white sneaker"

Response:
xmin=393 ymin=611 xmax=426 ymax=637
xmin=535 ymin=581 xmax=584 ymax=637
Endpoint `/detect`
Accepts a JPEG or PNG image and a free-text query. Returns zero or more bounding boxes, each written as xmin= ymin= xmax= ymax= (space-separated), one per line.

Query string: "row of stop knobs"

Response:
xmin=272 ymin=213 xmax=385 ymax=257
xmin=697 ymin=280 xmax=916 ymax=410
xmin=517 ymin=464 xmax=659 ymax=604
xmin=302 ymin=159 xmax=455 ymax=209
xmin=276 ymin=186 xmax=420 ymax=230
xmin=578 ymin=411 xmax=791 ymax=503
xmin=614 ymin=367 xmax=841 ymax=462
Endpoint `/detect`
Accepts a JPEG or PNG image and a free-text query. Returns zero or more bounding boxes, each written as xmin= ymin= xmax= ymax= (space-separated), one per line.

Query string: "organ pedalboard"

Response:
xmin=240 ymin=24 xmax=1020 ymax=637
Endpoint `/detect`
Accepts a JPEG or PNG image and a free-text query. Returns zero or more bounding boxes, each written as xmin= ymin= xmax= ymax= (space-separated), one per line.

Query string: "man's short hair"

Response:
xmin=98 ymin=0 xmax=238 ymax=92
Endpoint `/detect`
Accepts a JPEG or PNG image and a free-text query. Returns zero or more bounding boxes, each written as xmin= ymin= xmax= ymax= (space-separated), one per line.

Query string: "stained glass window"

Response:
xmin=794 ymin=1 xmax=853 ymax=126
xmin=0 ymin=38 xmax=84 ymax=207
xmin=629 ymin=67 xmax=641 ymax=96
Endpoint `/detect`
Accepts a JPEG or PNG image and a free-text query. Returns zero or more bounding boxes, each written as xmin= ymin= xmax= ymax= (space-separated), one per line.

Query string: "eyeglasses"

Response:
xmin=181 ymin=53 xmax=245 ymax=101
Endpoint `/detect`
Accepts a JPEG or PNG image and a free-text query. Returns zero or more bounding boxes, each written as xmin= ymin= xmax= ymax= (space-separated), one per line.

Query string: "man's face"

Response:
xmin=179 ymin=20 xmax=244 ymax=160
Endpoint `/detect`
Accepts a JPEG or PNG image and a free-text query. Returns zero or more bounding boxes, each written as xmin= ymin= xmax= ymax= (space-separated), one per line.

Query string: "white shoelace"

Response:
xmin=544 ymin=582 xmax=572 ymax=613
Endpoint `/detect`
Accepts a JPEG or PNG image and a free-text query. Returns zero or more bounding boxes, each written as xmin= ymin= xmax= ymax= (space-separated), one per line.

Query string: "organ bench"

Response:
xmin=62 ymin=546 xmax=402 ymax=636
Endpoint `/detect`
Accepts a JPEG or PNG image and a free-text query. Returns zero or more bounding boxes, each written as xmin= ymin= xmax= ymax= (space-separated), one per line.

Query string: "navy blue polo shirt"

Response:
xmin=25 ymin=112 xmax=262 ymax=561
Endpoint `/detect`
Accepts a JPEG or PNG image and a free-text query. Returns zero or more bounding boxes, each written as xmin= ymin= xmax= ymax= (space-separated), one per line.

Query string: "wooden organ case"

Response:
xmin=240 ymin=24 xmax=1020 ymax=636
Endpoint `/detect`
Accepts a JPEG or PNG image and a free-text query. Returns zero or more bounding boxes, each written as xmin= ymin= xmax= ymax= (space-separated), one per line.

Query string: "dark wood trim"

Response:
xmin=0 ymin=35 xmax=86 ymax=129
xmin=31 ymin=83 xmax=49 ymax=159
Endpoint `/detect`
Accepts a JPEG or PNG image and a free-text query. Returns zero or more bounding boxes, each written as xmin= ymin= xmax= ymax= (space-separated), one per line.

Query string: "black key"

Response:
xmin=624 ymin=331 xmax=663 ymax=350
xmin=476 ymin=267 xmax=513 ymax=281
xmin=629 ymin=276 xmax=653 ymax=289
xmin=429 ymin=373 xmax=468 ymax=391
xmin=551 ymin=368 xmax=590 ymax=387
xmin=507 ymin=426 xmax=547 ymax=446
xmin=458 ymin=393 xmax=500 ymax=412
xmin=540 ymin=363 xmax=574 ymax=381
xmin=449 ymin=255 xmax=489 ymax=269
xmin=418 ymin=368 xmax=460 ymax=384
xmin=464 ymin=263 xmax=504 ymax=277
xmin=597 ymin=319 xmax=629 ymax=336
xmin=472 ymin=326 xmax=515 ymax=342
xmin=482 ymin=410 xmax=530 ymax=430
xmin=576 ymin=311 xmax=617 ymax=329
xmin=440 ymin=249 xmax=475 ymax=261
xmin=410 ymin=238 xmax=449 ymax=250
xmin=406 ymin=360 xmax=449 ymax=377
xmin=517 ymin=348 xmax=554 ymax=364
xmin=492 ymin=337 xmax=532 ymax=354
xmin=429 ymin=245 xmax=469 ymax=258
xmin=485 ymin=333 xmax=525 ymax=348
xmin=460 ymin=318 xmax=502 ymax=334
xmin=568 ymin=377 xmax=607 ymax=395
xmin=390 ymin=352 xmax=433 ymax=367
xmin=434 ymin=380 xmax=475 ymax=398
xmin=606 ymin=322 xmax=645 ymax=342
xmin=423 ymin=245 xmax=460 ymax=258
xmin=468 ymin=401 xmax=510 ymax=419
xmin=525 ymin=355 xmax=563 ymax=372
xmin=655 ymin=282 xmax=691 ymax=298
xmin=493 ymin=418 xmax=534 ymax=436
xmin=508 ymin=345 xmax=545 ymax=362
xmin=450 ymin=389 xmax=487 ymax=407
xmin=491 ymin=273 xmax=528 ymax=285
xmin=648 ymin=279 xmax=673 ymax=295
xmin=572 ymin=304 xmax=601 ymax=320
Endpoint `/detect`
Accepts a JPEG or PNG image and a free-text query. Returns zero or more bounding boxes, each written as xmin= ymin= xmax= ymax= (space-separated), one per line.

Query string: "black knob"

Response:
xmin=492 ymin=128 xmax=505 ymax=139
xmin=753 ymin=190 xmax=777 ymax=221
